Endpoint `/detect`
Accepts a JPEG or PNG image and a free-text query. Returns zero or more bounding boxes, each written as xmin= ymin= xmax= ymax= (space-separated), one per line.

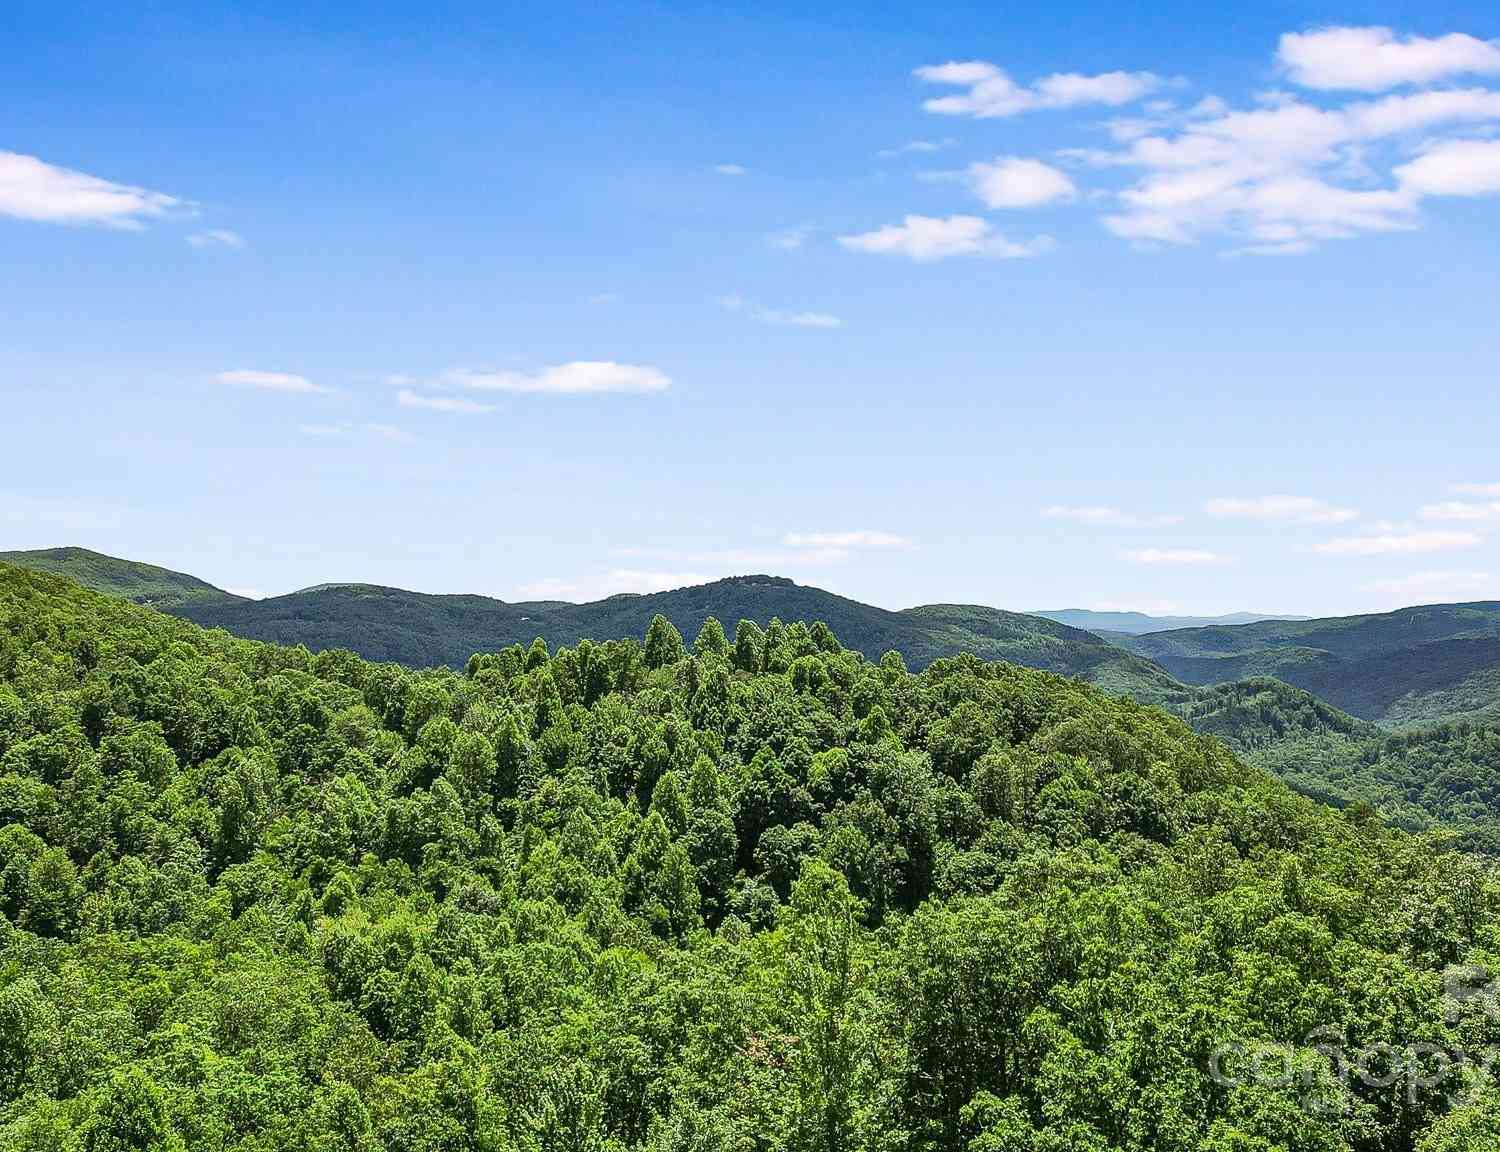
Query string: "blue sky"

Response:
xmin=4 ymin=1 xmax=1500 ymax=616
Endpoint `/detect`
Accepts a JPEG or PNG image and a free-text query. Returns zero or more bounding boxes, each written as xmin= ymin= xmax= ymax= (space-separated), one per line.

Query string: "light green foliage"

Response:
xmin=1 ymin=561 xmax=1499 ymax=1151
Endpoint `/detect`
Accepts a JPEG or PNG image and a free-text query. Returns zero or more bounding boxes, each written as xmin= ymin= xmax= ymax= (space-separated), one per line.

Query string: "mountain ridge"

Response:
xmin=1033 ymin=607 xmax=1311 ymax=634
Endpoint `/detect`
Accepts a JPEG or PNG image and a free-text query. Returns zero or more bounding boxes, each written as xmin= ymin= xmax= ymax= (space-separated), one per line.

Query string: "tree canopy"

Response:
xmin=2 ymin=562 xmax=1500 ymax=1150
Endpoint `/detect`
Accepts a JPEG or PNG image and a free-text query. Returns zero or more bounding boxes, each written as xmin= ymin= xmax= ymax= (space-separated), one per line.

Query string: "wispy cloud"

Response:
xmin=1315 ymin=529 xmax=1482 ymax=555
xmin=720 ymin=295 xmax=842 ymax=328
xmin=877 ymin=138 xmax=958 ymax=158
xmin=714 ymin=163 xmax=748 ymax=176
xmin=445 ymin=361 xmax=671 ymax=394
xmin=1043 ymin=505 xmax=1183 ymax=527
xmin=397 ymin=389 xmax=494 ymax=414
xmin=1206 ymin=495 xmax=1358 ymax=523
xmin=1278 ymin=26 xmax=1500 ymax=91
xmin=1123 ymin=548 xmax=1232 ymax=566
xmin=838 ymin=214 xmax=1052 ymax=261
xmin=783 ymin=530 xmax=913 ymax=549
xmin=768 ymin=226 xmax=812 ymax=250
xmin=916 ymin=61 xmax=1161 ymax=119
xmin=1420 ymin=500 xmax=1500 ymax=522
xmin=0 ymin=151 xmax=179 ymax=228
xmin=188 ymin=229 xmax=243 ymax=249
xmin=1453 ymin=482 xmax=1500 ymax=497
xmin=218 ymin=370 xmax=330 ymax=395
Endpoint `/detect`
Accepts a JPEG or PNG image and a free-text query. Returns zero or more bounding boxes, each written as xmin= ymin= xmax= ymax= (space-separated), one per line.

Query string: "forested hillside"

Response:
xmin=1 ymin=551 xmax=1177 ymax=699
xmin=4 ymin=562 xmax=1500 ymax=1150
xmin=0 ymin=547 xmax=244 ymax=610
xmin=1115 ymin=603 xmax=1500 ymax=725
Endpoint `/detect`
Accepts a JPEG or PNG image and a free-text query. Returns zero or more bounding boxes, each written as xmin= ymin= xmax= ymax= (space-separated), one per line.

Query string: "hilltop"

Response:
xmin=0 ymin=546 xmax=244 ymax=609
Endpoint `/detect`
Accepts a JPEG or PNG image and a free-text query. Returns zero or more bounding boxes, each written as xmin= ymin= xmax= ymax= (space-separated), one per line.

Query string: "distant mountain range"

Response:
xmin=8 ymin=545 xmax=1500 ymax=844
xmin=1032 ymin=608 xmax=1309 ymax=634
xmin=1112 ymin=604 xmax=1500 ymax=726
xmin=5 ymin=547 xmax=1498 ymax=733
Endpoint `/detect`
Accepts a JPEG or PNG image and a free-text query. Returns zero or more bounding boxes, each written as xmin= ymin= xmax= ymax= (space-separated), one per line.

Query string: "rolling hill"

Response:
xmin=0 ymin=546 xmax=244 ymax=609
xmin=0 ymin=551 xmax=1182 ymax=701
xmin=7 ymin=550 xmax=1500 ymax=847
xmin=1113 ymin=601 xmax=1500 ymax=724
xmin=166 ymin=574 xmax=1186 ymax=701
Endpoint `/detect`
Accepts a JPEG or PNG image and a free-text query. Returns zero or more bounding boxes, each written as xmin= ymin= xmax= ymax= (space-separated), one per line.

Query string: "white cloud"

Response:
xmin=1453 ymin=482 xmax=1500 ymax=496
xmin=397 ymin=389 xmax=494 ymax=414
xmin=218 ymin=370 xmax=329 ymax=395
xmin=917 ymin=60 xmax=1160 ymax=119
xmin=445 ymin=361 xmax=671 ymax=394
xmin=1315 ymin=530 xmax=1482 ymax=555
xmin=1395 ymin=138 xmax=1500 ymax=197
xmin=1205 ymin=495 xmax=1358 ymax=523
xmin=0 ymin=151 xmax=179 ymax=227
xmin=714 ymin=163 xmax=747 ymax=176
xmin=768 ymin=226 xmax=811 ymax=250
xmin=782 ymin=530 xmax=913 ymax=549
xmin=720 ymin=295 xmax=841 ymax=328
xmin=1420 ymin=500 xmax=1500 ymax=522
xmin=1123 ymin=548 xmax=1232 ymax=566
xmin=969 ymin=156 xmax=1078 ymax=208
xmin=1362 ymin=570 xmax=1495 ymax=603
xmin=877 ymin=138 xmax=957 ymax=158
xmin=1043 ymin=505 xmax=1183 ymax=527
xmin=838 ymin=214 xmax=1052 ymax=261
xmin=1278 ymin=26 xmax=1500 ymax=92
xmin=1043 ymin=505 xmax=1136 ymax=526
xmin=188 ymin=229 xmax=243 ymax=249
xmin=1099 ymin=84 xmax=1500 ymax=251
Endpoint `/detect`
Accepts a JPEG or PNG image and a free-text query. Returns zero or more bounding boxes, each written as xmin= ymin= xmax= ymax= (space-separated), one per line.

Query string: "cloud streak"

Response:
xmin=917 ymin=61 xmax=1160 ymax=119
xmin=446 ymin=361 xmax=671 ymax=394
xmin=838 ymin=215 xmax=1052 ymax=261
xmin=218 ymin=370 xmax=330 ymax=395
xmin=1206 ymin=495 xmax=1358 ymax=524
xmin=397 ymin=389 xmax=494 ymax=414
xmin=0 ymin=151 xmax=179 ymax=228
xmin=1315 ymin=530 xmax=1482 ymax=555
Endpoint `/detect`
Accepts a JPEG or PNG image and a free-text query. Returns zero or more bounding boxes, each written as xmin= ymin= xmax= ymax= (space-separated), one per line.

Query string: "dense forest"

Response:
xmin=1167 ymin=679 xmax=1500 ymax=852
xmin=4 ymin=563 xmax=1500 ymax=1150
